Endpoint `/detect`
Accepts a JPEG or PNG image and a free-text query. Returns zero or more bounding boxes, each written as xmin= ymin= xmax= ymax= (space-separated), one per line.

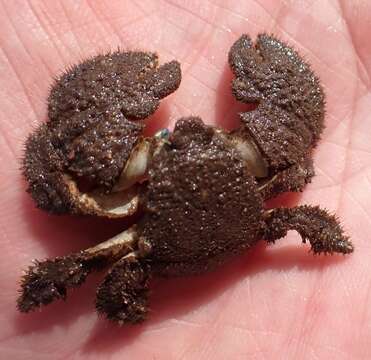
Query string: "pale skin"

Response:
xmin=0 ymin=0 xmax=370 ymax=359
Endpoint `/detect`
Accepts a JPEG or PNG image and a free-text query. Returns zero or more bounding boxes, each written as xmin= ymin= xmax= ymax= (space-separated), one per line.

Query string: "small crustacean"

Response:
xmin=18 ymin=34 xmax=353 ymax=324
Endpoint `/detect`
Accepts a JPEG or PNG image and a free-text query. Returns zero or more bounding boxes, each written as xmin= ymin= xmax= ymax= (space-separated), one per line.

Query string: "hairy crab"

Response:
xmin=18 ymin=34 xmax=353 ymax=324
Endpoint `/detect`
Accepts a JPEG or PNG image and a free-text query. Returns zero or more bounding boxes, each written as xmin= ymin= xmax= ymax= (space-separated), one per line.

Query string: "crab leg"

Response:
xmin=263 ymin=205 xmax=354 ymax=254
xmin=17 ymin=227 xmax=138 ymax=312
xmin=96 ymin=254 xmax=150 ymax=324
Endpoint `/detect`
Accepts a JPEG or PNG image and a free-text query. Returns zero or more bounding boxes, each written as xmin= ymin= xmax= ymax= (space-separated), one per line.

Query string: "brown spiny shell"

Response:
xmin=139 ymin=117 xmax=264 ymax=275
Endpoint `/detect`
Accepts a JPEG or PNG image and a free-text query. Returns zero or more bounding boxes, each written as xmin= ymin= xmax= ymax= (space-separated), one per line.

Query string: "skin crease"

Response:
xmin=0 ymin=0 xmax=370 ymax=359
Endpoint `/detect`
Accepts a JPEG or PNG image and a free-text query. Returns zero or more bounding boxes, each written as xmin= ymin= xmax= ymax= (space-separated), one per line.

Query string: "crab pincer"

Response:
xmin=24 ymin=51 xmax=181 ymax=217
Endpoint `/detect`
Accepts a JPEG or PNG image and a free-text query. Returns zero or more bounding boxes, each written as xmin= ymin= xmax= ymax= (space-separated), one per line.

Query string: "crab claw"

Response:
xmin=23 ymin=51 xmax=181 ymax=217
xmin=228 ymin=34 xmax=325 ymax=171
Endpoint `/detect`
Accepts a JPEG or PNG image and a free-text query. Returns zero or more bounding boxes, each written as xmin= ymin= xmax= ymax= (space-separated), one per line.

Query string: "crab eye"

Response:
xmin=154 ymin=128 xmax=170 ymax=140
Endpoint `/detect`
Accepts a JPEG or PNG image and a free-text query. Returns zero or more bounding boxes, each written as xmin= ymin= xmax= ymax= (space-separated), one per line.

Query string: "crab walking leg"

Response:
xmin=17 ymin=227 xmax=138 ymax=312
xmin=96 ymin=254 xmax=150 ymax=324
xmin=263 ymin=205 xmax=354 ymax=254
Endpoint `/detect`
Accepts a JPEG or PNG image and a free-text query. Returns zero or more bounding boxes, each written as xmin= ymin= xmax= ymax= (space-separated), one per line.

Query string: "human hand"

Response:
xmin=1 ymin=1 xmax=370 ymax=359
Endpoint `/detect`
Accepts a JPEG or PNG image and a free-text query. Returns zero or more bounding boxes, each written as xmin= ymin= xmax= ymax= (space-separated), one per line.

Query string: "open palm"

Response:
xmin=1 ymin=1 xmax=370 ymax=359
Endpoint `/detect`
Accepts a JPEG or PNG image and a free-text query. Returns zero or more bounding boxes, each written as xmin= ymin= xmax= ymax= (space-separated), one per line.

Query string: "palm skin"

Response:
xmin=0 ymin=0 xmax=370 ymax=359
